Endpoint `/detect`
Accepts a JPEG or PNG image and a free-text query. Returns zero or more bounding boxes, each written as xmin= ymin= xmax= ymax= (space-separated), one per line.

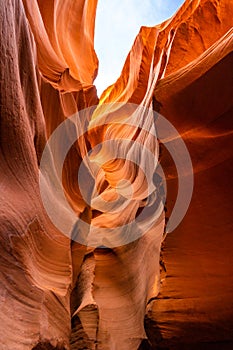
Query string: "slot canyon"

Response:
xmin=0 ymin=0 xmax=233 ymax=349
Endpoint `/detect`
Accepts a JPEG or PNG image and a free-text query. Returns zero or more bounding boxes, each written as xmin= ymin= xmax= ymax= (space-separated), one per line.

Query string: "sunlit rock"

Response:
xmin=0 ymin=0 xmax=232 ymax=349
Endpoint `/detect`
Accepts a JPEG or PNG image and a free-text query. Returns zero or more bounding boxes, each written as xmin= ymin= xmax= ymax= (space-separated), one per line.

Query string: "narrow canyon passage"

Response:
xmin=0 ymin=0 xmax=232 ymax=349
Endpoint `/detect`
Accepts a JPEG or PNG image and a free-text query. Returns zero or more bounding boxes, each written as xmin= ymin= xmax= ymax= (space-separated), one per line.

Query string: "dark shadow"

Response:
xmin=138 ymin=339 xmax=153 ymax=349
xmin=32 ymin=343 xmax=66 ymax=350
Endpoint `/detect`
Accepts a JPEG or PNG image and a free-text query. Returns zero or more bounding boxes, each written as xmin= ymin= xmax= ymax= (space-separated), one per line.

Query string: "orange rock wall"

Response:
xmin=0 ymin=0 xmax=232 ymax=349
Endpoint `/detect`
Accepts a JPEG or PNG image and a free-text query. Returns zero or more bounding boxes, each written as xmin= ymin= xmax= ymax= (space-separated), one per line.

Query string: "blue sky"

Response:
xmin=94 ymin=0 xmax=184 ymax=95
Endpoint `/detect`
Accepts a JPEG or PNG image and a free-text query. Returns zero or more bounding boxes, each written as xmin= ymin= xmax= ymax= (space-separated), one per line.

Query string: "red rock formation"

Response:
xmin=149 ymin=25 xmax=233 ymax=350
xmin=0 ymin=0 xmax=232 ymax=349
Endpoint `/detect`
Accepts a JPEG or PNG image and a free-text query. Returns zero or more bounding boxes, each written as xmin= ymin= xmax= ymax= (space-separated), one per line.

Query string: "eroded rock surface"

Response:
xmin=0 ymin=0 xmax=232 ymax=349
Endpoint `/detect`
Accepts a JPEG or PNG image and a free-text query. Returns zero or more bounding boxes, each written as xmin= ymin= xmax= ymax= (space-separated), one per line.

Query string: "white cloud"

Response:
xmin=94 ymin=0 xmax=184 ymax=96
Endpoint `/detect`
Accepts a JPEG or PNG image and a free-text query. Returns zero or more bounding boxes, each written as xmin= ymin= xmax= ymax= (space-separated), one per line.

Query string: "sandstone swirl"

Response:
xmin=0 ymin=0 xmax=232 ymax=349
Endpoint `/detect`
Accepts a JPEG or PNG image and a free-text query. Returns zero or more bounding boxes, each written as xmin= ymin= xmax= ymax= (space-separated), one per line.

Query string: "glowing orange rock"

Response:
xmin=0 ymin=0 xmax=232 ymax=349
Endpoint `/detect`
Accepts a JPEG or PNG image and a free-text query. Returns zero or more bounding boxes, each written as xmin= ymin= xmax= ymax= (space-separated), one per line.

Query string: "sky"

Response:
xmin=94 ymin=0 xmax=184 ymax=96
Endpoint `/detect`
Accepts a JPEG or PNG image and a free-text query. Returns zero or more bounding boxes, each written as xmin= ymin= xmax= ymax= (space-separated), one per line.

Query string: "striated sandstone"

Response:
xmin=0 ymin=0 xmax=232 ymax=349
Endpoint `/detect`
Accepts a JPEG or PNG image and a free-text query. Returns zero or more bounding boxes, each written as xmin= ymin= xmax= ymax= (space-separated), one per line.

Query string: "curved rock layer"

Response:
xmin=149 ymin=27 xmax=233 ymax=350
xmin=0 ymin=0 xmax=232 ymax=349
xmin=0 ymin=1 xmax=72 ymax=349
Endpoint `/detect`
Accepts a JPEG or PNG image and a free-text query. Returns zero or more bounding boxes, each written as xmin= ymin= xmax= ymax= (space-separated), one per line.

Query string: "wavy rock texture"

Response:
xmin=0 ymin=0 xmax=232 ymax=349
xmin=149 ymin=27 xmax=233 ymax=350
